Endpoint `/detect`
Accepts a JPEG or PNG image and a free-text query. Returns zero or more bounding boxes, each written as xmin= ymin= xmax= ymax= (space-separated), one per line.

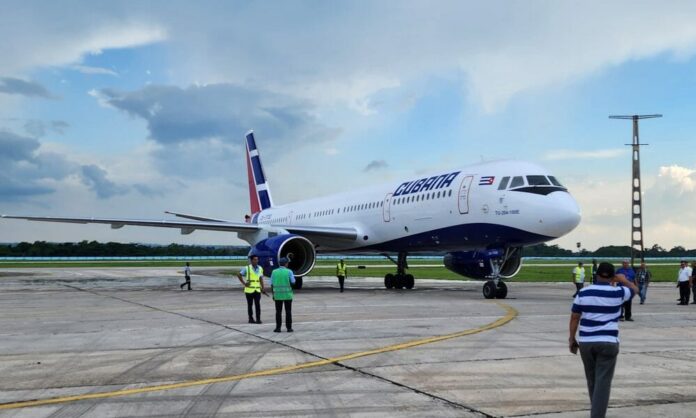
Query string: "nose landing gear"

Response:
xmin=383 ymin=252 xmax=415 ymax=290
xmin=482 ymin=257 xmax=508 ymax=299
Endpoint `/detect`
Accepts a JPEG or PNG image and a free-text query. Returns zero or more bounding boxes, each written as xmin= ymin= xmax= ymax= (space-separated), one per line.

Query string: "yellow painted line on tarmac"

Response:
xmin=0 ymin=301 xmax=517 ymax=410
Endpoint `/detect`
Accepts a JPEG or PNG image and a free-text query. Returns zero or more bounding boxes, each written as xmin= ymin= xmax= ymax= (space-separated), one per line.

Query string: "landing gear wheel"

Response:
xmin=394 ymin=274 xmax=404 ymax=289
xmin=404 ymin=274 xmax=414 ymax=289
xmin=384 ymin=274 xmax=395 ymax=289
xmin=483 ymin=280 xmax=497 ymax=299
xmin=292 ymin=276 xmax=303 ymax=290
xmin=495 ymin=281 xmax=507 ymax=299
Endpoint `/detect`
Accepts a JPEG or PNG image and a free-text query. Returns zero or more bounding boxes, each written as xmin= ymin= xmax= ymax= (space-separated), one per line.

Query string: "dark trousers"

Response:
xmin=580 ymin=342 xmax=619 ymax=418
xmin=678 ymin=282 xmax=690 ymax=305
xmin=692 ymin=283 xmax=696 ymax=303
xmin=275 ymin=300 xmax=292 ymax=330
xmin=573 ymin=282 xmax=583 ymax=297
xmin=246 ymin=292 xmax=261 ymax=321
xmin=180 ymin=276 xmax=191 ymax=290
xmin=622 ymin=296 xmax=633 ymax=320
xmin=337 ymin=275 xmax=345 ymax=292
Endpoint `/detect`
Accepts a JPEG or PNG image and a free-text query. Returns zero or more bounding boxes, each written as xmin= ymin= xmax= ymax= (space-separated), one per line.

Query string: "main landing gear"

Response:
xmin=482 ymin=257 xmax=507 ymax=299
xmin=383 ymin=252 xmax=414 ymax=290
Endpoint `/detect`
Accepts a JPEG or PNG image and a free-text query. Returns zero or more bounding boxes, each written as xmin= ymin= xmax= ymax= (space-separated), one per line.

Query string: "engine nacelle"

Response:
xmin=249 ymin=234 xmax=316 ymax=277
xmin=443 ymin=248 xmax=522 ymax=280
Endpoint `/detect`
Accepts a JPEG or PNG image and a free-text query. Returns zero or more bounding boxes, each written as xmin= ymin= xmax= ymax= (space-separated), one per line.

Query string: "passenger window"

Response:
xmin=509 ymin=176 xmax=524 ymax=188
xmin=498 ymin=176 xmax=510 ymax=190
xmin=527 ymin=175 xmax=550 ymax=186
xmin=548 ymin=176 xmax=564 ymax=187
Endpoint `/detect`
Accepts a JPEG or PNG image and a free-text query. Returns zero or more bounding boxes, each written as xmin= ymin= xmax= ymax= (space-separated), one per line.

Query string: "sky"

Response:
xmin=1 ymin=0 xmax=696 ymax=251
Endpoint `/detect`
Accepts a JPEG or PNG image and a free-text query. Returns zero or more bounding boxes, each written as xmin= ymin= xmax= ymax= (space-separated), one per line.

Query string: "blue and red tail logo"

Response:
xmin=245 ymin=131 xmax=274 ymax=213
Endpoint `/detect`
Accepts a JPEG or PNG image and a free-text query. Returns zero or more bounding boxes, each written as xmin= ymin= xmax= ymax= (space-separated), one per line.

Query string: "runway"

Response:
xmin=0 ymin=268 xmax=695 ymax=417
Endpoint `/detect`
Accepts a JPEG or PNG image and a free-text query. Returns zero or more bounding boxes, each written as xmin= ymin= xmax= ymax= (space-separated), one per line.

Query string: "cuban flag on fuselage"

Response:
xmin=479 ymin=176 xmax=495 ymax=186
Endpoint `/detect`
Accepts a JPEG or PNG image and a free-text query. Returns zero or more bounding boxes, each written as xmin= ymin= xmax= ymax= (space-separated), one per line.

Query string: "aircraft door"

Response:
xmin=383 ymin=193 xmax=392 ymax=222
xmin=458 ymin=176 xmax=473 ymax=214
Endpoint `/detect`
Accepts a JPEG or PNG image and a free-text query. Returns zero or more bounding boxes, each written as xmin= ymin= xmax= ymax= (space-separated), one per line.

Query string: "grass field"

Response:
xmin=0 ymin=258 xmax=685 ymax=283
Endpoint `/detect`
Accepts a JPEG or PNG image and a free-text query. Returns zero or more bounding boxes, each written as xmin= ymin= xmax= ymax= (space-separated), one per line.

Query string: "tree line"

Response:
xmin=1 ymin=241 xmax=695 ymax=258
xmin=524 ymin=243 xmax=696 ymax=258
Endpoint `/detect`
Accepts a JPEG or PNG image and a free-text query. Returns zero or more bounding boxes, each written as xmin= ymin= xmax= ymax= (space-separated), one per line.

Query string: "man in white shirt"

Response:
xmin=180 ymin=262 xmax=192 ymax=291
xmin=677 ymin=261 xmax=692 ymax=305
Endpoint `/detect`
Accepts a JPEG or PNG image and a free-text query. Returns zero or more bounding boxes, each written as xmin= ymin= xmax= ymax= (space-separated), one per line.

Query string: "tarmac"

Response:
xmin=0 ymin=267 xmax=695 ymax=417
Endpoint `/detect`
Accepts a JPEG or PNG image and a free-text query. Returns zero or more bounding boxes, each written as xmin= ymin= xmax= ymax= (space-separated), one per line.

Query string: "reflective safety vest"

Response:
xmin=244 ymin=265 xmax=263 ymax=294
xmin=272 ymin=267 xmax=294 ymax=301
xmin=573 ymin=266 xmax=585 ymax=283
xmin=336 ymin=262 xmax=347 ymax=276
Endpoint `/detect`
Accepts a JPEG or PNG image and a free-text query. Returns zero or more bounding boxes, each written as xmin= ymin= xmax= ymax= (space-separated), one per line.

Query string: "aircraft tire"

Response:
xmin=292 ymin=276 xmax=303 ymax=290
xmin=495 ymin=281 xmax=507 ymax=299
xmin=385 ymin=274 xmax=395 ymax=289
xmin=483 ymin=280 xmax=496 ymax=299
xmin=405 ymin=274 xmax=415 ymax=289
xmin=394 ymin=274 xmax=404 ymax=289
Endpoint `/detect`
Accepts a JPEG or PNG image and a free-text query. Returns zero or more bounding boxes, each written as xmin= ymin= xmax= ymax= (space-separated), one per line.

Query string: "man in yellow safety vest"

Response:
xmin=237 ymin=255 xmax=268 ymax=323
xmin=336 ymin=258 xmax=347 ymax=292
xmin=572 ymin=262 xmax=586 ymax=297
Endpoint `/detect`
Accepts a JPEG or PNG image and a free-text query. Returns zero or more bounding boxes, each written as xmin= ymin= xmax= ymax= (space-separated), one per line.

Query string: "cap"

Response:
xmin=279 ymin=257 xmax=289 ymax=265
xmin=622 ymin=259 xmax=629 ymax=263
xmin=596 ymin=262 xmax=615 ymax=278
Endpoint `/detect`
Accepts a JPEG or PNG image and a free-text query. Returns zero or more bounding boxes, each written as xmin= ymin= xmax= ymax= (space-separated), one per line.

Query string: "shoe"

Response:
xmin=626 ymin=318 xmax=634 ymax=321
xmin=639 ymin=301 xmax=644 ymax=305
xmin=256 ymin=320 xmax=262 ymax=324
xmin=287 ymin=328 xmax=294 ymax=332
xmin=273 ymin=329 xmax=281 ymax=333
xmin=248 ymin=319 xmax=255 ymax=323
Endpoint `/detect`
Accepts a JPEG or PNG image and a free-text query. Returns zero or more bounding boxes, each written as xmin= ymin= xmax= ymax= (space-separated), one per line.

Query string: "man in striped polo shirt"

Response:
xmin=569 ymin=262 xmax=638 ymax=418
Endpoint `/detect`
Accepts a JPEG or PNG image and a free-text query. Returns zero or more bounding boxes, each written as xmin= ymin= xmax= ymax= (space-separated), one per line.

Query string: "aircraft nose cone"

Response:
xmin=537 ymin=192 xmax=581 ymax=238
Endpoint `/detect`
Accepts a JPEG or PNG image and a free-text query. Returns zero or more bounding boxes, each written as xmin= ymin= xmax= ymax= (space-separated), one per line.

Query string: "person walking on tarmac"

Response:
xmin=336 ymin=258 xmax=348 ymax=292
xmin=237 ymin=255 xmax=268 ymax=323
xmin=180 ymin=262 xmax=192 ymax=290
xmin=616 ymin=260 xmax=635 ymax=321
xmin=677 ymin=260 xmax=692 ymax=305
xmin=572 ymin=262 xmax=586 ymax=297
xmin=271 ymin=257 xmax=295 ymax=332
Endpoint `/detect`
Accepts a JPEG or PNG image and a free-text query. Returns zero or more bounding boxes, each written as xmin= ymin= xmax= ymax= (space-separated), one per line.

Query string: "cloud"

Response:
xmin=543 ymin=148 xmax=627 ymax=161
xmin=95 ymin=83 xmax=336 ymax=146
xmin=0 ymin=77 xmax=55 ymax=99
xmin=72 ymin=65 xmax=118 ymax=76
xmin=657 ymin=165 xmax=696 ymax=193
xmin=23 ymin=120 xmax=69 ymax=138
xmin=80 ymin=164 xmax=128 ymax=199
xmin=364 ymin=160 xmax=388 ymax=172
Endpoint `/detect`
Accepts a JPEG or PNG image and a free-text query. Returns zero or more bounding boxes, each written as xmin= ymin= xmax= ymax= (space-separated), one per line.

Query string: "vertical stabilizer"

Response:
xmin=245 ymin=130 xmax=274 ymax=213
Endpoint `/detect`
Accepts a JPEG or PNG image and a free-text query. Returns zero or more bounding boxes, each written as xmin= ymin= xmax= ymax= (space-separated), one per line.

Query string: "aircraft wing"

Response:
xmin=1 ymin=215 xmax=358 ymax=240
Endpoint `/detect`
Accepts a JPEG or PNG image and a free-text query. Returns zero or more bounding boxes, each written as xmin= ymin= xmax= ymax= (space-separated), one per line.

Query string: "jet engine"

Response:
xmin=249 ymin=234 xmax=316 ymax=279
xmin=443 ymin=247 xmax=522 ymax=280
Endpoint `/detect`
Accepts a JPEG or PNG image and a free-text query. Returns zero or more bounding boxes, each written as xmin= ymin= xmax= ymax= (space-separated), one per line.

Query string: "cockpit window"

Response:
xmin=548 ymin=176 xmax=564 ymax=187
xmin=527 ymin=175 xmax=550 ymax=186
xmin=509 ymin=176 xmax=525 ymax=188
xmin=498 ymin=176 xmax=510 ymax=190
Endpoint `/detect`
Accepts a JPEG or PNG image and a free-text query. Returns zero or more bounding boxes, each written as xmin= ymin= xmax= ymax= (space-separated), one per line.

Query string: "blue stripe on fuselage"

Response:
xmin=356 ymin=223 xmax=552 ymax=252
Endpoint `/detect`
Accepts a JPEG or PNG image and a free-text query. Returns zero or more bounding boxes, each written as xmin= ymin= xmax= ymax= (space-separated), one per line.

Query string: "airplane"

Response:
xmin=1 ymin=131 xmax=581 ymax=298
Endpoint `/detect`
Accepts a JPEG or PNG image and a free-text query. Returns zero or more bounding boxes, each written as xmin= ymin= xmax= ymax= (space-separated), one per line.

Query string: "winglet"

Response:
xmin=245 ymin=130 xmax=274 ymax=213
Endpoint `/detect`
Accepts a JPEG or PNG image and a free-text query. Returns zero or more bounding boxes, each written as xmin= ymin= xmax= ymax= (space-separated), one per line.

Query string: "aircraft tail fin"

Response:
xmin=245 ymin=130 xmax=274 ymax=214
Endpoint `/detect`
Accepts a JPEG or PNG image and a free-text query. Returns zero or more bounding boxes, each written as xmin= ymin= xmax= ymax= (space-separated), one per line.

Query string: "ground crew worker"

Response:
xmin=636 ymin=262 xmax=652 ymax=304
xmin=336 ymin=258 xmax=347 ymax=292
xmin=677 ymin=260 xmax=691 ymax=305
xmin=572 ymin=262 xmax=585 ymax=297
xmin=616 ymin=260 xmax=635 ymax=321
xmin=271 ymin=257 xmax=295 ymax=332
xmin=180 ymin=262 xmax=192 ymax=291
xmin=237 ymin=255 xmax=267 ymax=323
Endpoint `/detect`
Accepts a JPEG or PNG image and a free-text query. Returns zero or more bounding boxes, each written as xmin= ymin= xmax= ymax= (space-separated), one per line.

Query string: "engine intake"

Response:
xmin=250 ymin=234 xmax=316 ymax=277
xmin=443 ymin=248 xmax=522 ymax=280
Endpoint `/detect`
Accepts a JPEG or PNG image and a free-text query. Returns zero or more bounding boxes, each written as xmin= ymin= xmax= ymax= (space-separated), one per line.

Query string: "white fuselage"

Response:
xmin=252 ymin=160 xmax=581 ymax=253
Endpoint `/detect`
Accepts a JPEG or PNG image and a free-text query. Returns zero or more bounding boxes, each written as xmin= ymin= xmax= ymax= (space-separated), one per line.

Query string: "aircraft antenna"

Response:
xmin=608 ymin=114 xmax=662 ymax=266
